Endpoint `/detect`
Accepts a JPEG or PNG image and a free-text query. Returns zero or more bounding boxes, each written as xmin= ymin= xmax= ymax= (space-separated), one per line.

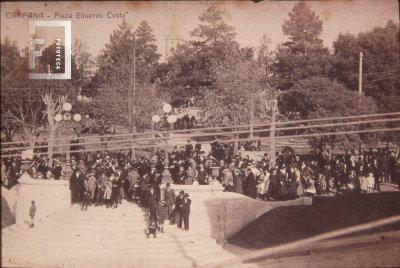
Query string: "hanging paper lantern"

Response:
xmin=152 ymin=115 xmax=160 ymax=123
xmin=63 ymin=102 xmax=72 ymax=111
xmin=163 ymin=103 xmax=172 ymax=113
xmin=54 ymin=114 xmax=63 ymax=122
xmin=167 ymin=115 xmax=177 ymax=124
xmin=73 ymin=114 xmax=82 ymax=122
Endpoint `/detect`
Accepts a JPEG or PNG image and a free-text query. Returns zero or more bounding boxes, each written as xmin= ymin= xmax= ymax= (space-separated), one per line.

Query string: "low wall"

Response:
xmin=202 ymin=193 xmax=312 ymax=243
xmin=15 ymin=174 xmax=70 ymax=226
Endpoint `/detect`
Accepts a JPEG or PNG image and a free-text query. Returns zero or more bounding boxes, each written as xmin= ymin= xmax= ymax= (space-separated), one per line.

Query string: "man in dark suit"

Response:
xmin=146 ymin=187 xmax=158 ymax=221
xmin=163 ymin=183 xmax=176 ymax=221
xmin=180 ymin=193 xmax=191 ymax=231
xmin=140 ymin=173 xmax=150 ymax=208
xmin=174 ymin=191 xmax=185 ymax=227
xmin=69 ymin=167 xmax=86 ymax=204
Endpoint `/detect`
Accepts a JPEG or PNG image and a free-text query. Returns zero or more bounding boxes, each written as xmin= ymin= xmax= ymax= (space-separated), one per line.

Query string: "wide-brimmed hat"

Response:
xmin=184 ymin=193 xmax=189 ymax=197
xmin=179 ymin=190 xmax=185 ymax=194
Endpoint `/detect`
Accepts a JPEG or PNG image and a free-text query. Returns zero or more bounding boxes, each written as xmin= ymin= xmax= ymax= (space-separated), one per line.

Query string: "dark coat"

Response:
xmin=175 ymin=195 xmax=185 ymax=212
xmin=181 ymin=198 xmax=191 ymax=214
xmin=163 ymin=188 xmax=176 ymax=206
xmin=69 ymin=172 xmax=86 ymax=190
xmin=245 ymin=171 xmax=257 ymax=199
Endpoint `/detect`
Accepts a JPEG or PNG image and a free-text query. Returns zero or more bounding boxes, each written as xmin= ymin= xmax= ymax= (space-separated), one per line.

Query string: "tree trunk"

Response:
xmin=47 ymin=98 xmax=55 ymax=167
xmin=269 ymin=109 xmax=276 ymax=167
xmin=249 ymin=97 xmax=254 ymax=140
xmin=234 ymin=134 xmax=239 ymax=155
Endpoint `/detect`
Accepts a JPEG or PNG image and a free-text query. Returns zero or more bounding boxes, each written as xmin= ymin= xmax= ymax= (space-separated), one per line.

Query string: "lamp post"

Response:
xmin=54 ymin=102 xmax=82 ymax=178
xmin=151 ymin=103 xmax=177 ymax=162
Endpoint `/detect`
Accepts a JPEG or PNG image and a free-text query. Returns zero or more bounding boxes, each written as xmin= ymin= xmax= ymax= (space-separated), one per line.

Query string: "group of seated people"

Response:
xmin=1 ymin=155 xmax=65 ymax=189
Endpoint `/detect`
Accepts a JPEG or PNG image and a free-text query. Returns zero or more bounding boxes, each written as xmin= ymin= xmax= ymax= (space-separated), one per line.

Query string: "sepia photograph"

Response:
xmin=1 ymin=1 xmax=400 ymax=267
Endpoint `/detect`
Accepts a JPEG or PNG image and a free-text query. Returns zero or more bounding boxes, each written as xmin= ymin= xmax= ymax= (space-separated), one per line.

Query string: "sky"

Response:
xmin=1 ymin=0 xmax=399 ymax=62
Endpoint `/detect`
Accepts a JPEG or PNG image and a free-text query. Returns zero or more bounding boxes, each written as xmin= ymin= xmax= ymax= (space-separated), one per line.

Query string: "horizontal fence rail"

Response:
xmin=2 ymin=127 xmax=399 ymax=158
xmin=2 ymin=116 xmax=399 ymax=152
xmin=2 ymin=112 xmax=399 ymax=146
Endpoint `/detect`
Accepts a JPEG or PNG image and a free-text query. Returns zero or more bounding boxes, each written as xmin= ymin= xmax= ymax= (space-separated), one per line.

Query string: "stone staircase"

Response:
xmin=2 ymin=201 xmax=241 ymax=268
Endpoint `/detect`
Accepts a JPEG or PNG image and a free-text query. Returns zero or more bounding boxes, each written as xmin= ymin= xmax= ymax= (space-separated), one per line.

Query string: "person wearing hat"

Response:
xmin=69 ymin=167 xmax=86 ymax=205
xmin=179 ymin=146 xmax=186 ymax=161
xmin=86 ymin=171 xmax=97 ymax=204
xmin=186 ymin=140 xmax=194 ymax=158
xmin=111 ymin=172 xmax=120 ymax=209
xmin=104 ymin=175 xmax=113 ymax=208
xmin=197 ymin=164 xmax=208 ymax=185
xmin=174 ymin=190 xmax=185 ymax=227
xmin=126 ymin=166 xmax=139 ymax=202
xmin=146 ymin=186 xmax=158 ymax=220
xmin=179 ymin=193 xmax=191 ymax=231
xmin=52 ymin=159 xmax=63 ymax=180
xmin=140 ymin=173 xmax=150 ymax=208
xmin=266 ymin=168 xmax=279 ymax=201
xmin=95 ymin=170 xmax=108 ymax=206
xmin=156 ymin=201 xmax=168 ymax=233
xmin=244 ymin=167 xmax=257 ymax=199
xmin=163 ymin=183 xmax=176 ymax=222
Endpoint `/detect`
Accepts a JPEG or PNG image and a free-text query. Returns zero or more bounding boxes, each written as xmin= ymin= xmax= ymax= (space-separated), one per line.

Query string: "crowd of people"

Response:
xmin=2 ymin=143 xmax=400 ymax=204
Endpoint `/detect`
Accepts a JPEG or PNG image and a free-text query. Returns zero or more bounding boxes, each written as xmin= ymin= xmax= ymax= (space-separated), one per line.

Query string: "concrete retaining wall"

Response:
xmin=203 ymin=193 xmax=312 ymax=243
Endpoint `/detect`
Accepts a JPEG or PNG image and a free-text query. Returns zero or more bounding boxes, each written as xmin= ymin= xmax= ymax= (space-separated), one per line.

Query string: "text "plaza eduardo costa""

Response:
xmin=54 ymin=12 xmax=125 ymax=19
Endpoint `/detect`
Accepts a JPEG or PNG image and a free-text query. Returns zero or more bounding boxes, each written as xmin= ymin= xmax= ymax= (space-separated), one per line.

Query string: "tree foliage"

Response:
xmin=278 ymin=77 xmax=379 ymax=151
xmin=273 ymin=2 xmax=331 ymax=89
xmin=159 ymin=3 xmax=251 ymax=88
xmin=198 ymin=61 xmax=267 ymax=127
xmin=89 ymin=20 xmax=163 ymax=133
xmin=332 ymin=20 xmax=400 ymax=99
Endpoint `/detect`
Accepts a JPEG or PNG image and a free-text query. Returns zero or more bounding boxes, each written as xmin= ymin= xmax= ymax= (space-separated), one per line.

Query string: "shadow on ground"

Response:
xmin=2 ymin=196 xmax=15 ymax=229
xmin=227 ymin=192 xmax=400 ymax=250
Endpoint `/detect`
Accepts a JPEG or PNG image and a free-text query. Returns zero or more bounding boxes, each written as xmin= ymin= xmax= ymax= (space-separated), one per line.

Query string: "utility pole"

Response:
xmin=267 ymin=99 xmax=278 ymax=167
xmin=359 ymin=52 xmax=363 ymax=95
xmin=129 ymin=34 xmax=137 ymax=156
xmin=249 ymin=97 xmax=254 ymax=140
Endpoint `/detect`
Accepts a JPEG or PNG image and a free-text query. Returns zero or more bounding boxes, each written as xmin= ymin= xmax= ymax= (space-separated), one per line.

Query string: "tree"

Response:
xmin=332 ymin=20 xmax=400 ymax=98
xmin=1 ymin=37 xmax=23 ymax=141
xmin=273 ymin=2 xmax=332 ymax=89
xmin=72 ymin=38 xmax=95 ymax=87
xmin=199 ymin=61 xmax=266 ymax=126
xmin=91 ymin=20 xmax=161 ymax=90
xmin=89 ymin=20 xmax=163 ymax=135
xmin=159 ymin=3 xmax=250 ymax=88
xmin=1 ymin=87 xmax=47 ymax=147
xmin=278 ymin=77 xmax=379 ymax=153
xmin=256 ymin=34 xmax=274 ymax=75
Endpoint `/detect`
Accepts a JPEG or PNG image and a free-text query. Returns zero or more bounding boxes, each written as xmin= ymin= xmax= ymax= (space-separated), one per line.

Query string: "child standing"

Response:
xmin=82 ymin=187 xmax=92 ymax=211
xmin=146 ymin=221 xmax=158 ymax=238
xmin=366 ymin=172 xmax=375 ymax=193
xmin=29 ymin=200 xmax=36 ymax=228
xmin=360 ymin=175 xmax=368 ymax=194
xmin=156 ymin=201 xmax=168 ymax=233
